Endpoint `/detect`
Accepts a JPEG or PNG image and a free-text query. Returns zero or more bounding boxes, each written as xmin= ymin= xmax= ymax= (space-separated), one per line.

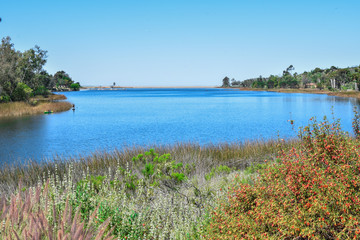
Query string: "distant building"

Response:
xmin=305 ymin=83 xmax=317 ymax=88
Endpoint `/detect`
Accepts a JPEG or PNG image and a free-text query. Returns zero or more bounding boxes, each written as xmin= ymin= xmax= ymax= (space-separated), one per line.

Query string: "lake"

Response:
xmin=0 ymin=88 xmax=359 ymax=163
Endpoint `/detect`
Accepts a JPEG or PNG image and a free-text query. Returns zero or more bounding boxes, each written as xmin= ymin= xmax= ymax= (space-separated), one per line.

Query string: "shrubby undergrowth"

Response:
xmin=206 ymin=115 xmax=360 ymax=239
xmin=0 ymin=148 xmax=247 ymax=239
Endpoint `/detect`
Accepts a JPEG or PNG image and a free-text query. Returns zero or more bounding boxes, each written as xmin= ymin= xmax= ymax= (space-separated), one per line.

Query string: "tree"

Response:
xmin=70 ymin=82 xmax=80 ymax=91
xmin=0 ymin=36 xmax=20 ymax=100
xmin=313 ymin=67 xmax=323 ymax=74
xmin=283 ymin=65 xmax=295 ymax=76
xmin=54 ymin=71 xmax=74 ymax=87
xmin=16 ymin=45 xmax=47 ymax=89
xmin=222 ymin=76 xmax=230 ymax=87
xmin=267 ymin=79 xmax=275 ymax=89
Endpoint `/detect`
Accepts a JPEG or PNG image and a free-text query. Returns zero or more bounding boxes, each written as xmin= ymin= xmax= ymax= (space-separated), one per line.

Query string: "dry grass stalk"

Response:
xmin=0 ymin=183 xmax=113 ymax=239
xmin=0 ymin=101 xmax=72 ymax=118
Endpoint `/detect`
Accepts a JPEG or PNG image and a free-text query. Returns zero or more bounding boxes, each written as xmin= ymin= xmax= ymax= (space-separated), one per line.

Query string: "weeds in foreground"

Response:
xmin=0 ymin=147 xmax=248 ymax=239
xmin=0 ymin=182 xmax=113 ymax=239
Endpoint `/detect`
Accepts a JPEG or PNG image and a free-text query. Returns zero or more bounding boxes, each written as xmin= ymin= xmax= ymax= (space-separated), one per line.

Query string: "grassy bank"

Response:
xmin=0 ymin=94 xmax=72 ymax=118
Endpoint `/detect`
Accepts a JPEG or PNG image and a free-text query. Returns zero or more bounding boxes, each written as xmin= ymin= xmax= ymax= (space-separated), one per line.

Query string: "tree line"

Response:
xmin=0 ymin=36 xmax=80 ymax=103
xmin=222 ymin=64 xmax=360 ymax=91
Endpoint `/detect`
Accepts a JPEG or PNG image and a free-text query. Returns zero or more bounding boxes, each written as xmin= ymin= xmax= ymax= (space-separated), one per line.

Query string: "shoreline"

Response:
xmin=82 ymin=85 xmax=218 ymax=89
xmin=83 ymin=85 xmax=360 ymax=100
xmin=236 ymin=87 xmax=360 ymax=100
xmin=0 ymin=94 xmax=72 ymax=119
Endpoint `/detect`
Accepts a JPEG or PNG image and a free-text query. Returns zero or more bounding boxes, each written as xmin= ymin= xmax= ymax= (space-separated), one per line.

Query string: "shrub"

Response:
xmin=206 ymin=117 xmax=360 ymax=239
xmin=70 ymin=83 xmax=80 ymax=91
xmin=34 ymin=85 xmax=49 ymax=97
xmin=12 ymin=82 xmax=33 ymax=101
xmin=353 ymin=107 xmax=360 ymax=139
xmin=0 ymin=94 xmax=10 ymax=103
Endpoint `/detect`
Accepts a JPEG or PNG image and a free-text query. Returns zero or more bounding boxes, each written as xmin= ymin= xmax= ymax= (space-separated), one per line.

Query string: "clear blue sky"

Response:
xmin=1 ymin=0 xmax=359 ymax=86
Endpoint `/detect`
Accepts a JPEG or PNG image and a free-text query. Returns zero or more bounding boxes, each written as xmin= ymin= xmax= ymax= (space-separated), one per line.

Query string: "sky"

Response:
xmin=1 ymin=0 xmax=360 ymax=86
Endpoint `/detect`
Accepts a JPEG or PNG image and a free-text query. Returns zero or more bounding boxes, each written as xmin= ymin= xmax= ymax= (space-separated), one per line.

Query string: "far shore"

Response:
xmin=83 ymin=85 xmax=360 ymax=100
xmin=236 ymin=87 xmax=360 ymax=100
xmin=82 ymin=85 xmax=218 ymax=89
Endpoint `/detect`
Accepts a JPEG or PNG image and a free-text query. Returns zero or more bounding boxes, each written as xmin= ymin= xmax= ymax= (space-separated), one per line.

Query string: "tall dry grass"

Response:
xmin=0 ymin=101 xmax=72 ymax=118
xmin=0 ymin=182 xmax=114 ymax=239
xmin=0 ymin=139 xmax=298 ymax=196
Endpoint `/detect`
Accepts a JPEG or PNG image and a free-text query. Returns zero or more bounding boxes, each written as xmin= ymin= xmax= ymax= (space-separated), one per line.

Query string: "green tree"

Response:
xmin=54 ymin=70 xmax=74 ymax=87
xmin=0 ymin=36 xmax=20 ymax=100
xmin=267 ymin=79 xmax=275 ymax=88
xmin=222 ymin=76 xmax=230 ymax=87
xmin=70 ymin=82 xmax=80 ymax=91
xmin=16 ymin=46 xmax=47 ymax=89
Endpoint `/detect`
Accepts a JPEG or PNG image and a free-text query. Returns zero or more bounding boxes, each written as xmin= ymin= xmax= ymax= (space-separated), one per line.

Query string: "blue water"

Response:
xmin=0 ymin=88 xmax=359 ymax=163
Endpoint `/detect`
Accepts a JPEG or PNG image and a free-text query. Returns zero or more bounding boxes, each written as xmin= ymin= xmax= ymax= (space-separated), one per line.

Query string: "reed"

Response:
xmin=0 ymin=101 xmax=72 ymax=118
xmin=0 ymin=139 xmax=297 ymax=196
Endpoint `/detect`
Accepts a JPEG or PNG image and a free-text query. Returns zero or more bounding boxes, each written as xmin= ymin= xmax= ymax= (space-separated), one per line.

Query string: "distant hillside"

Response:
xmin=222 ymin=65 xmax=360 ymax=91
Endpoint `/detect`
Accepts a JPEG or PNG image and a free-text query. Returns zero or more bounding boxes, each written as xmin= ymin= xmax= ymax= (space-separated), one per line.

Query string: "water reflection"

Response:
xmin=0 ymin=116 xmax=48 ymax=163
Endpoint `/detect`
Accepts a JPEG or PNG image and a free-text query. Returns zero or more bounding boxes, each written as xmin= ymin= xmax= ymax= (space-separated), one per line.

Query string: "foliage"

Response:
xmin=222 ymin=76 xmax=230 ymax=87
xmin=70 ymin=82 xmax=80 ymax=91
xmin=205 ymin=165 xmax=233 ymax=181
xmin=206 ymin=117 xmax=360 ymax=239
xmin=34 ymin=85 xmax=50 ymax=97
xmin=35 ymin=149 xmax=234 ymax=239
xmin=0 ymin=36 xmax=79 ymax=102
xmin=232 ymin=64 xmax=360 ymax=90
xmin=12 ymin=82 xmax=33 ymax=101
xmin=353 ymin=107 xmax=360 ymax=139
xmin=54 ymin=71 xmax=74 ymax=88
xmin=0 ymin=140 xmax=293 ymax=239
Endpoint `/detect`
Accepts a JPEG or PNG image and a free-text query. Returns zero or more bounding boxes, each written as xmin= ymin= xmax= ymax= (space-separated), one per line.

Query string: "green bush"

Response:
xmin=70 ymin=83 xmax=80 ymax=91
xmin=34 ymin=85 xmax=49 ymax=97
xmin=12 ymin=82 xmax=33 ymax=101
xmin=0 ymin=94 xmax=10 ymax=103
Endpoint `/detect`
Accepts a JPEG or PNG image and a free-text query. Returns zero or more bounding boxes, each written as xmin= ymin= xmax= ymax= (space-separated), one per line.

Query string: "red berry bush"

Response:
xmin=206 ymin=117 xmax=360 ymax=239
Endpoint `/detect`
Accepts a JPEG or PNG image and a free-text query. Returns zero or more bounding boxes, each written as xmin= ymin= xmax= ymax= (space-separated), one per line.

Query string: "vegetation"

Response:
xmin=0 ymin=139 xmax=290 ymax=239
xmin=222 ymin=76 xmax=230 ymax=87
xmin=225 ymin=64 xmax=360 ymax=91
xmin=206 ymin=114 xmax=360 ymax=239
xmin=0 ymin=100 xmax=72 ymax=118
xmin=2 ymin=111 xmax=360 ymax=239
xmin=2 ymin=112 xmax=360 ymax=239
xmin=0 ymin=36 xmax=79 ymax=104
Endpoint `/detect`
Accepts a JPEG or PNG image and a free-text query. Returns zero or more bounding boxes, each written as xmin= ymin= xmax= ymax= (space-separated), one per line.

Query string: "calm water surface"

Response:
xmin=0 ymin=88 xmax=359 ymax=163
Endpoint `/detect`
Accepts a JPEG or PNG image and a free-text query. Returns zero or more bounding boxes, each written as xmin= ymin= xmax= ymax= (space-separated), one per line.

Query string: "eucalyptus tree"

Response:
xmin=16 ymin=45 xmax=48 ymax=90
xmin=0 ymin=36 xmax=20 ymax=101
